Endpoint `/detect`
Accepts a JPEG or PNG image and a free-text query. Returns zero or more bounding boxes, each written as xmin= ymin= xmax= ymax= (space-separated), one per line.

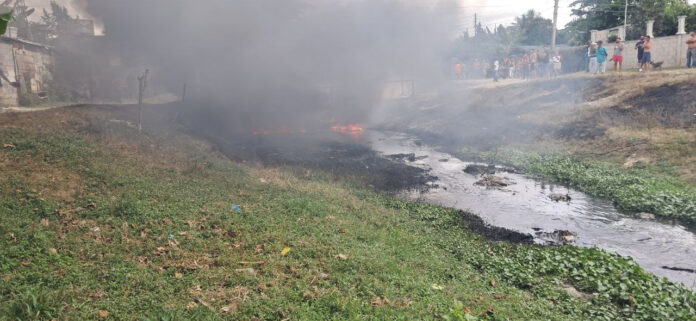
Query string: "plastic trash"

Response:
xmin=231 ymin=205 xmax=241 ymax=212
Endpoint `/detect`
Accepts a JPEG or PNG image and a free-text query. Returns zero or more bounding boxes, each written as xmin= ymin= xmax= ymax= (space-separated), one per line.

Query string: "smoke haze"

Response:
xmin=82 ymin=0 xmax=458 ymax=133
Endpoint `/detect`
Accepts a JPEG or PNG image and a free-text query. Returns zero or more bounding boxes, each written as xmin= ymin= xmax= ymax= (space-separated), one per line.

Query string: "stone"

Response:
xmin=549 ymin=194 xmax=572 ymax=202
xmin=464 ymin=164 xmax=496 ymax=175
xmin=563 ymin=284 xmax=595 ymax=300
xmin=475 ymin=176 xmax=512 ymax=188
xmin=639 ymin=212 xmax=656 ymax=220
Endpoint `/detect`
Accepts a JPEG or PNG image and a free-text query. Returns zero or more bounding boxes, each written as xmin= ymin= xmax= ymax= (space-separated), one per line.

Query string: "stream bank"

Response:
xmin=369 ymin=131 xmax=696 ymax=289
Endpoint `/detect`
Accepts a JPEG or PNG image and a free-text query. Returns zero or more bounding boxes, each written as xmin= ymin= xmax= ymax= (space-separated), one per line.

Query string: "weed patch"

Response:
xmin=473 ymin=149 xmax=696 ymax=225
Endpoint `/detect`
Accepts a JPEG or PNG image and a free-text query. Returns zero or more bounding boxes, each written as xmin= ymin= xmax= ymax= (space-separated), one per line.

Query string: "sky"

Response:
xmin=454 ymin=0 xmax=696 ymax=35
xmin=16 ymin=0 xmax=696 ymax=37
xmin=18 ymin=0 xmax=575 ymax=33
xmin=456 ymin=0 xmax=579 ymax=33
xmin=23 ymin=0 xmax=80 ymax=17
xmin=22 ymin=0 xmax=103 ymax=34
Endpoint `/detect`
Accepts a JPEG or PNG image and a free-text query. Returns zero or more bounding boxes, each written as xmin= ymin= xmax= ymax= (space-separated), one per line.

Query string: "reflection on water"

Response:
xmin=370 ymin=131 xmax=696 ymax=289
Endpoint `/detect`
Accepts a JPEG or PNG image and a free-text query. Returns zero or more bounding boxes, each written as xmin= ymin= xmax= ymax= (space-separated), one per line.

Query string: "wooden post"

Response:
xmin=137 ymin=69 xmax=149 ymax=133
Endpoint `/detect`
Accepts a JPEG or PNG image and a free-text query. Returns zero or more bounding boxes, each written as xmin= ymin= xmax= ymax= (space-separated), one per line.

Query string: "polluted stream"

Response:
xmin=369 ymin=131 xmax=696 ymax=289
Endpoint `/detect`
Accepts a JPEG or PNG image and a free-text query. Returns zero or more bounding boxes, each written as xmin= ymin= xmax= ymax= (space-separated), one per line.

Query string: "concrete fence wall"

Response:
xmin=602 ymin=34 xmax=689 ymax=68
xmin=590 ymin=16 xmax=690 ymax=68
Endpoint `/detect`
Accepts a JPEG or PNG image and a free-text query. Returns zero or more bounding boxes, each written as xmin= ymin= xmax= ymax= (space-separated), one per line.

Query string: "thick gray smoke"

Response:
xmin=83 ymin=0 xmax=457 ymax=134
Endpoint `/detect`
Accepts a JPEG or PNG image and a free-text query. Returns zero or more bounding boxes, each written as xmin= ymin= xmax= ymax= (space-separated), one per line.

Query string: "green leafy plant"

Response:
xmin=1 ymin=290 xmax=63 ymax=321
xmin=0 ymin=11 xmax=14 ymax=35
xmin=443 ymin=300 xmax=479 ymax=321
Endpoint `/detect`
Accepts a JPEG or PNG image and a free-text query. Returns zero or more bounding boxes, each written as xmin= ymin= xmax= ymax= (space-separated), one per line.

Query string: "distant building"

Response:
xmin=0 ymin=36 xmax=54 ymax=106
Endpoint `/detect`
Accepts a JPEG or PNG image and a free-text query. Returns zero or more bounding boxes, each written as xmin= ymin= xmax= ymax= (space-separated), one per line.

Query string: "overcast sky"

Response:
xmin=454 ymin=0 xmax=696 ymax=35
xmin=456 ymin=0 xmax=575 ymax=32
xmin=19 ymin=0 xmax=696 ymax=36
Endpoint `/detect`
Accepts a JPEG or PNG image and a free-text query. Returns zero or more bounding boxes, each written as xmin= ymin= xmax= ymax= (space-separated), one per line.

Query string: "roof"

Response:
xmin=0 ymin=36 xmax=52 ymax=51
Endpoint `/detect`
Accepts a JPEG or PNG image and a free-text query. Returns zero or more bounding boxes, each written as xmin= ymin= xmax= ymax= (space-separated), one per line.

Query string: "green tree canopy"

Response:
xmin=566 ymin=0 xmax=694 ymax=43
xmin=510 ymin=10 xmax=553 ymax=45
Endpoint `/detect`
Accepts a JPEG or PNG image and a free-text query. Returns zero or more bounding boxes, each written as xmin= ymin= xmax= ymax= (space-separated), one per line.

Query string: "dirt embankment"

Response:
xmin=378 ymin=70 xmax=696 ymax=183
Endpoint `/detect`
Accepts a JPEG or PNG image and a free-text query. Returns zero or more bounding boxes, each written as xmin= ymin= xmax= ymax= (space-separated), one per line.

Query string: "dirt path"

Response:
xmin=0 ymin=104 xmax=74 ymax=113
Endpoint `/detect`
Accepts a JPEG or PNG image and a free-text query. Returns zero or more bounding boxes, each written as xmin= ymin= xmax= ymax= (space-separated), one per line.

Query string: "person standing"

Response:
xmin=641 ymin=35 xmax=653 ymax=72
xmin=686 ymin=32 xmax=696 ymax=68
xmin=588 ymin=43 xmax=598 ymax=73
xmin=584 ymin=43 xmax=591 ymax=72
xmin=596 ymin=41 xmax=608 ymax=74
xmin=612 ymin=37 xmax=624 ymax=72
xmin=454 ymin=62 xmax=463 ymax=79
xmin=530 ymin=50 xmax=538 ymax=78
xmin=537 ymin=48 xmax=548 ymax=78
xmin=493 ymin=59 xmax=499 ymax=82
xmin=521 ymin=54 xmax=530 ymax=80
xmin=635 ymin=36 xmax=645 ymax=71
xmin=551 ymin=53 xmax=562 ymax=77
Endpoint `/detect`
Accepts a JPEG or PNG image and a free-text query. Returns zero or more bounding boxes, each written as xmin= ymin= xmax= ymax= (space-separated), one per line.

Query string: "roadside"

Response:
xmin=0 ymin=93 xmax=181 ymax=114
xmin=1 ymin=105 xmax=694 ymax=320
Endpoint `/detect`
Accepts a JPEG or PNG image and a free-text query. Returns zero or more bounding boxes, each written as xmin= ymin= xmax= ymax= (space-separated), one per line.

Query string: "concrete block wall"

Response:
xmin=0 ymin=40 xmax=54 ymax=106
xmin=0 ymin=42 xmax=19 ymax=106
xmin=591 ymin=15 xmax=691 ymax=69
xmin=605 ymin=34 xmax=688 ymax=68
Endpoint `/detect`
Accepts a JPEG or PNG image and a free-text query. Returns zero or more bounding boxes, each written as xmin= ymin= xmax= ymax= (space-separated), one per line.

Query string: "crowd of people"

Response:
xmin=453 ymin=47 xmax=563 ymax=82
xmin=585 ymin=32 xmax=696 ymax=73
xmin=584 ymin=36 xmax=653 ymax=74
xmin=454 ymin=31 xmax=696 ymax=82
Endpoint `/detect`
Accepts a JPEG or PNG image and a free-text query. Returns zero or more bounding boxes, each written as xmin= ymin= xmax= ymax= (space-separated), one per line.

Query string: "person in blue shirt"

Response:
xmin=595 ymin=40 xmax=609 ymax=74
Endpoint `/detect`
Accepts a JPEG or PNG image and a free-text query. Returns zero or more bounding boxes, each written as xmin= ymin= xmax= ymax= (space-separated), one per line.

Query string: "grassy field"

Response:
xmin=1 ymin=107 xmax=695 ymax=320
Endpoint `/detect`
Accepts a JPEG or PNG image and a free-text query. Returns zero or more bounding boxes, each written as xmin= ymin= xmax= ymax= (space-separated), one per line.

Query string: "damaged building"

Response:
xmin=0 ymin=34 xmax=54 ymax=106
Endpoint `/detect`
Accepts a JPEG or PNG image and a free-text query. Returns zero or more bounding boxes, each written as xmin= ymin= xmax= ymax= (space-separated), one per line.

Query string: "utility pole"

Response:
xmin=551 ymin=0 xmax=559 ymax=50
xmin=623 ymin=0 xmax=628 ymax=37
xmin=474 ymin=13 xmax=477 ymax=37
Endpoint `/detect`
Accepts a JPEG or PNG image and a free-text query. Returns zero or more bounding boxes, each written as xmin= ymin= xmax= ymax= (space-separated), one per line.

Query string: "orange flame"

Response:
xmin=331 ymin=124 xmax=364 ymax=134
xmin=331 ymin=124 xmax=364 ymax=139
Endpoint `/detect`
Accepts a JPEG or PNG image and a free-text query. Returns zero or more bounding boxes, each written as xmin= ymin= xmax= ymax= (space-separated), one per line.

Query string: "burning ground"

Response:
xmin=2 ymin=105 xmax=695 ymax=320
xmin=178 ymin=108 xmax=436 ymax=192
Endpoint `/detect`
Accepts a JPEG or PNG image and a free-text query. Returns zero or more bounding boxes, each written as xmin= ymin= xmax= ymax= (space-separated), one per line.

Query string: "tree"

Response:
xmin=0 ymin=10 xmax=12 ymax=35
xmin=0 ymin=0 xmax=34 ymax=39
xmin=567 ymin=0 xmax=694 ymax=42
xmin=449 ymin=10 xmax=558 ymax=63
xmin=38 ymin=1 xmax=73 ymax=42
xmin=510 ymin=10 xmax=553 ymax=45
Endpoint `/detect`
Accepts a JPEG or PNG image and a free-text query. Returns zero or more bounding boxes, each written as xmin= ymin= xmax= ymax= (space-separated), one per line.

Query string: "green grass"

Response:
xmin=1 ymin=128 xmax=695 ymax=320
xmin=468 ymin=148 xmax=696 ymax=225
